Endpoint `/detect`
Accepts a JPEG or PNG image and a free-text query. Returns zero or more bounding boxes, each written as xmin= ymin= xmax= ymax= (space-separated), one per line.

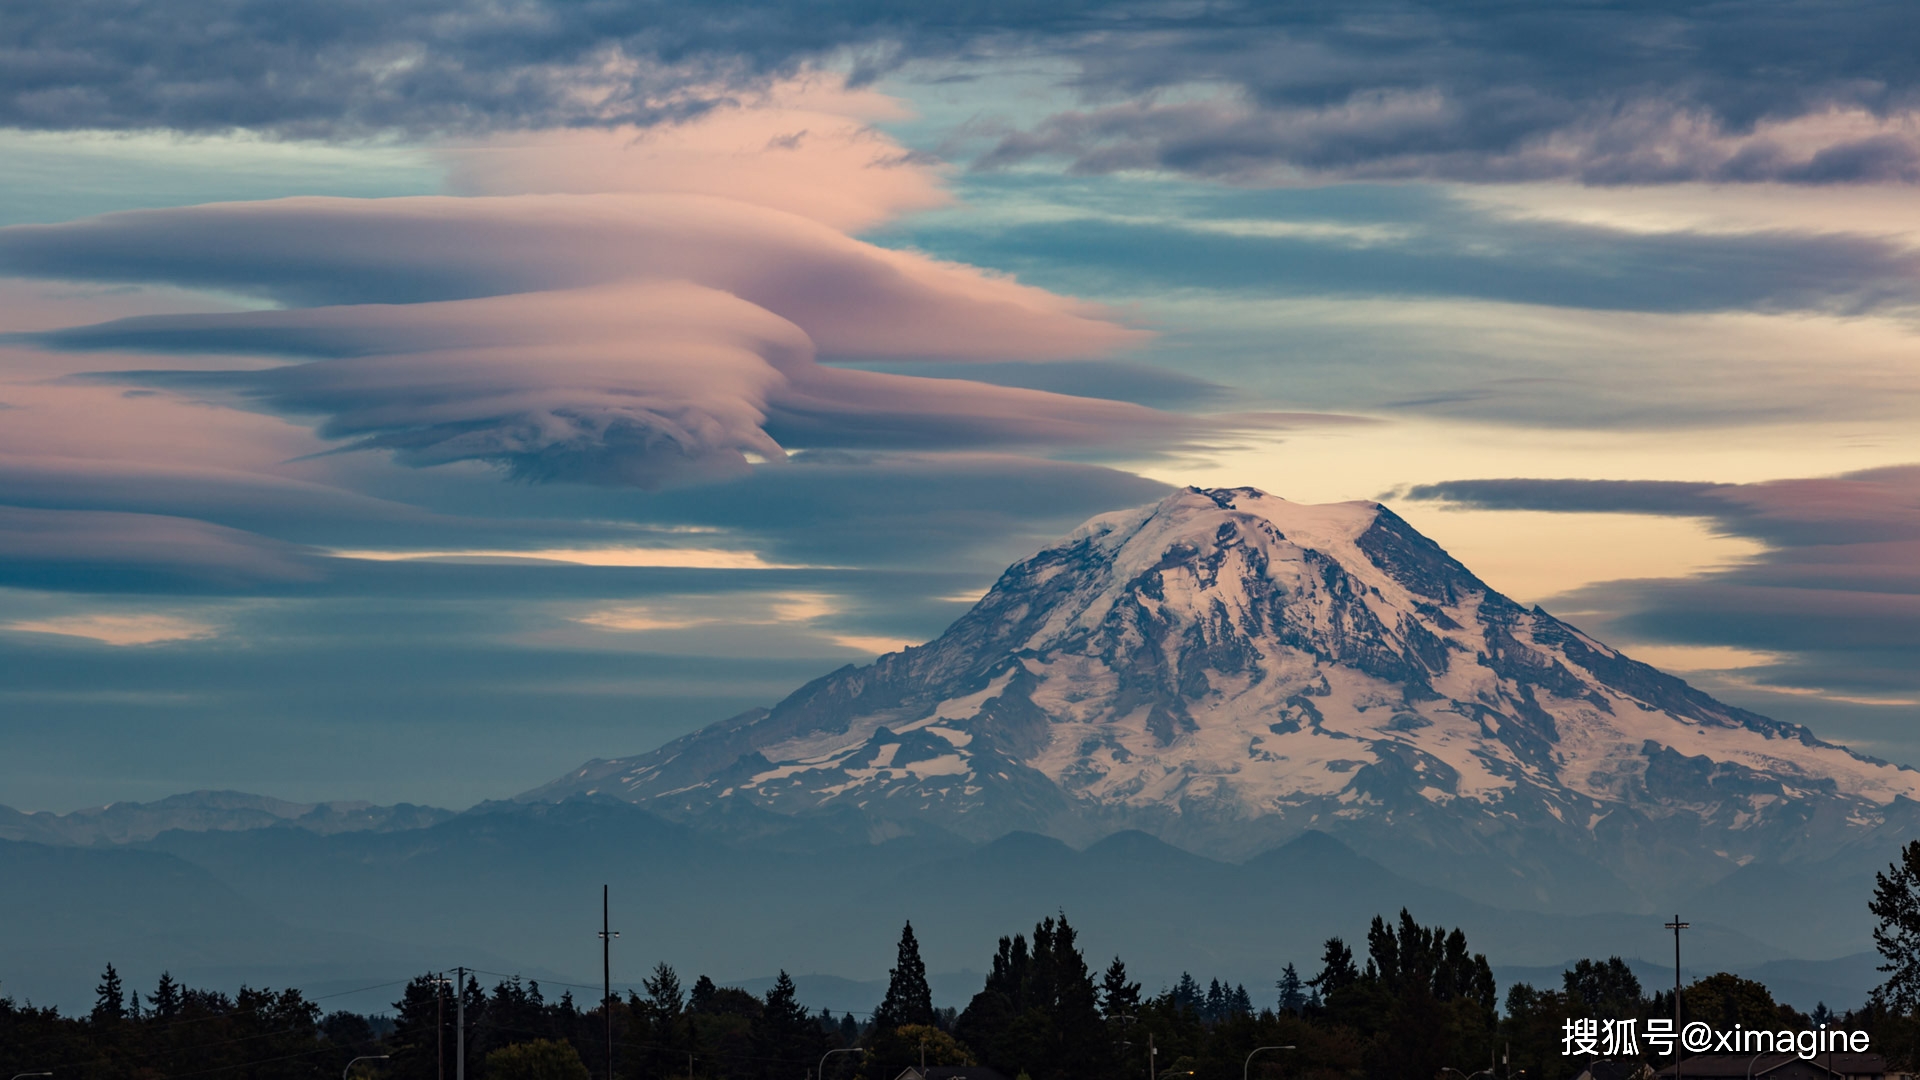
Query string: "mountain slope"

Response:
xmin=527 ymin=487 xmax=1920 ymax=909
xmin=0 ymin=789 xmax=453 ymax=845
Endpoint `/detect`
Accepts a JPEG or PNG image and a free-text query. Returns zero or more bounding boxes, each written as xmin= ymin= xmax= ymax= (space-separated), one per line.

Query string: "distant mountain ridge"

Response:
xmin=0 ymin=798 xmax=1838 ymax=1014
xmin=0 ymin=789 xmax=453 ymax=845
xmin=525 ymin=486 xmax=1920 ymax=910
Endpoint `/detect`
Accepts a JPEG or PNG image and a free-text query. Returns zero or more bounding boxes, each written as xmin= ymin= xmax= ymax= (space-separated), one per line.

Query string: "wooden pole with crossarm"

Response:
xmin=601 ymin=885 xmax=620 ymax=1080
xmin=1666 ymin=916 xmax=1689 ymax=1080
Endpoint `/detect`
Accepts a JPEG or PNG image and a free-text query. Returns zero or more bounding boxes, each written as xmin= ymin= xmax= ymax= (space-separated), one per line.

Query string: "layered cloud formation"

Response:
xmin=0 ymin=85 xmax=1259 ymax=599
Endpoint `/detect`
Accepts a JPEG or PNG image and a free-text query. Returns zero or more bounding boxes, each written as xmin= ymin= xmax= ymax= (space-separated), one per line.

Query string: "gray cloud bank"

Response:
xmin=1404 ymin=468 xmax=1920 ymax=702
xmin=7 ymin=1 xmax=1918 ymax=184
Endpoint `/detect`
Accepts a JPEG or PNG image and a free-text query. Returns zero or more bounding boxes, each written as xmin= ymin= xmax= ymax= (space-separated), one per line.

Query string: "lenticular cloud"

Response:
xmin=0 ymin=85 xmax=1189 ymax=488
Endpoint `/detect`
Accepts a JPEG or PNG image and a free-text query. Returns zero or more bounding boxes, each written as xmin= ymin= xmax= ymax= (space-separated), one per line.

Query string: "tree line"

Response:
xmin=23 ymin=858 xmax=1920 ymax=1080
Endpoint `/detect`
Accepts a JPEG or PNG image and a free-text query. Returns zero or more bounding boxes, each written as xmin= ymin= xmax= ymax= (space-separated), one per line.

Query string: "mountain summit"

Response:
xmin=529 ymin=487 xmax=1920 ymax=908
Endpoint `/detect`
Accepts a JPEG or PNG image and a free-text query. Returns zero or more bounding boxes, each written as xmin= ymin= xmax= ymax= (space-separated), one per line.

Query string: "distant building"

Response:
xmin=890 ymin=1069 xmax=1011 ymax=1080
xmin=1652 ymin=1054 xmax=1906 ymax=1080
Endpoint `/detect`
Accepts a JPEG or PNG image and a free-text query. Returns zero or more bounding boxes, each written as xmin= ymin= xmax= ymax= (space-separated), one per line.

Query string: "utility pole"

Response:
xmin=1666 ymin=915 xmax=1689 ymax=1080
xmin=456 ymin=966 xmax=467 ymax=1080
xmin=432 ymin=973 xmax=455 ymax=1080
xmin=600 ymin=884 xmax=620 ymax=1080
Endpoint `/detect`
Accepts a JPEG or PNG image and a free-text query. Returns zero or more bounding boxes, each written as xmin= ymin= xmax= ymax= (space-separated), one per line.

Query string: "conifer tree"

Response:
xmin=92 ymin=963 xmax=126 ymax=1023
xmin=1229 ymin=984 xmax=1253 ymax=1018
xmin=1276 ymin=964 xmax=1306 ymax=1014
xmin=1308 ymin=939 xmax=1358 ymax=997
xmin=689 ymin=975 xmax=717 ymax=1013
xmin=1203 ymin=979 xmax=1227 ymax=1023
xmin=1873 ymin=839 xmax=1920 ymax=1011
xmin=644 ymin=963 xmax=684 ymax=1018
xmin=1100 ymin=957 xmax=1141 ymax=1019
xmin=954 ymin=913 xmax=1106 ymax=1080
xmin=874 ymin=921 xmax=935 ymax=1029
xmin=151 ymin=971 xmax=182 ymax=1020
xmin=1171 ymin=972 xmax=1202 ymax=1015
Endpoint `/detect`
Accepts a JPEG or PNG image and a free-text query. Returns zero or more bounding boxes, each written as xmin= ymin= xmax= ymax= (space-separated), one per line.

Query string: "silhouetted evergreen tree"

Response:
xmin=1347 ymin=909 xmax=1496 ymax=1080
xmin=1874 ymin=839 xmax=1920 ymax=1011
xmin=1309 ymin=938 xmax=1358 ymax=998
xmin=690 ymin=975 xmax=718 ymax=1013
xmin=151 ymin=970 xmax=182 ymax=1020
xmin=1275 ymin=965 xmax=1306 ymax=1015
xmin=954 ymin=913 xmax=1108 ymax=1080
xmin=1100 ymin=957 xmax=1141 ymax=1019
xmin=1170 ymin=973 xmax=1202 ymax=1016
xmin=647 ymin=963 xmax=685 ymax=1017
xmin=92 ymin=963 xmax=126 ymax=1024
xmin=752 ymin=971 xmax=825 ymax=1080
xmin=390 ymin=973 xmax=456 ymax=1080
xmin=874 ymin=921 xmax=936 ymax=1030
xmin=1203 ymin=979 xmax=1227 ymax=1023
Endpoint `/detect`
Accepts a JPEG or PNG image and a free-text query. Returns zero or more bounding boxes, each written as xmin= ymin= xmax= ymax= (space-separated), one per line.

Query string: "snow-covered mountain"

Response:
xmin=527 ymin=487 xmax=1920 ymax=909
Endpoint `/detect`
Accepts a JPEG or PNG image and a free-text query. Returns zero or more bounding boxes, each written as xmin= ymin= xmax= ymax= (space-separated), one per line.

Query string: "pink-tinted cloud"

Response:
xmin=0 ymin=79 xmax=1252 ymax=490
xmin=26 ymin=281 xmax=1206 ymax=485
xmin=437 ymin=80 xmax=949 ymax=232
xmin=6 ymin=191 xmax=1144 ymax=362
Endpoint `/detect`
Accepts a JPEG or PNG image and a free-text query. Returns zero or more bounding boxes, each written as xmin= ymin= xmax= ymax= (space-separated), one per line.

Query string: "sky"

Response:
xmin=3 ymin=0 xmax=1920 ymax=812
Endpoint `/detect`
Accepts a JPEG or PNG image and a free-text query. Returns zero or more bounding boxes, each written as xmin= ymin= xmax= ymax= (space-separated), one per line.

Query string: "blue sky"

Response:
xmin=4 ymin=1 xmax=1920 ymax=811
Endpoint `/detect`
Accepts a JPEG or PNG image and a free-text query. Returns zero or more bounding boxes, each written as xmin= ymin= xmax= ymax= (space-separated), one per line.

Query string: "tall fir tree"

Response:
xmin=1276 ymin=964 xmax=1306 ymax=1014
xmin=151 ymin=971 xmax=182 ymax=1020
xmin=874 ymin=921 xmax=935 ymax=1030
xmin=1171 ymin=973 xmax=1202 ymax=1015
xmin=1229 ymin=984 xmax=1253 ymax=1018
xmin=644 ymin=963 xmax=684 ymax=1018
xmin=954 ymin=913 xmax=1109 ymax=1080
xmin=1100 ymin=957 xmax=1141 ymax=1019
xmin=1203 ymin=979 xmax=1227 ymax=1023
xmin=1309 ymin=938 xmax=1358 ymax=997
xmin=92 ymin=963 xmax=126 ymax=1023
xmin=1872 ymin=839 xmax=1920 ymax=1011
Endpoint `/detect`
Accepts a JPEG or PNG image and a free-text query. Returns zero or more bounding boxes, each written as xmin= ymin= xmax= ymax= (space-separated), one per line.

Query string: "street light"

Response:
xmin=1244 ymin=1045 xmax=1295 ymax=1080
xmin=11 ymin=1073 xmax=53 ymax=1080
xmin=344 ymin=1055 xmax=390 ymax=1080
xmin=820 ymin=1046 xmax=866 ymax=1080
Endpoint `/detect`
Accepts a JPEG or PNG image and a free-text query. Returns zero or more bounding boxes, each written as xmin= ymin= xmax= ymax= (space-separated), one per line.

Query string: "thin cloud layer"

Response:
xmin=0 ymin=505 xmax=321 ymax=591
